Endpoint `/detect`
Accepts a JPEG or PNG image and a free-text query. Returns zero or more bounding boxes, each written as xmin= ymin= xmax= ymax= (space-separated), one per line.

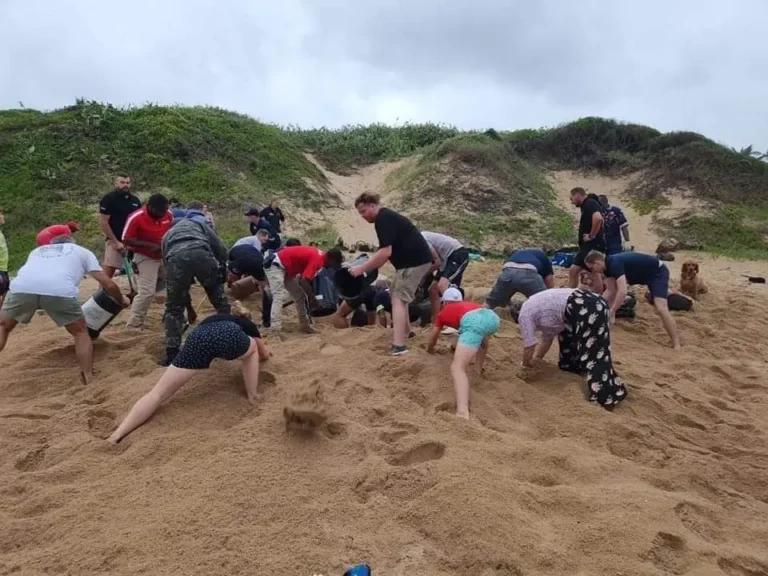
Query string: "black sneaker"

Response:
xmin=388 ymin=345 xmax=408 ymax=356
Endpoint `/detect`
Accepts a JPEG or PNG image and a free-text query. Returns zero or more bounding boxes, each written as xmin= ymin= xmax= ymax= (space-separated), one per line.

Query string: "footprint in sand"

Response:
xmin=641 ymin=531 xmax=692 ymax=574
xmin=717 ymin=555 xmax=768 ymax=576
xmin=86 ymin=409 xmax=116 ymax=438
xmin=386 ymin=441 xmax=445 ymax=467
xmin=1 ymin=412 xmax=51 ymax=421
xmin=14 ymin=444 xmax=49 ymax=472
xmin=673 ymin=501 xmax=723 ymax=543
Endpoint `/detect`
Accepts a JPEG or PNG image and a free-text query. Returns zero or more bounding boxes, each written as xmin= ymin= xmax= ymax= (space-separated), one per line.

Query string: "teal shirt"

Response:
xmin=0 ymin=230 xmax=7 ymax=271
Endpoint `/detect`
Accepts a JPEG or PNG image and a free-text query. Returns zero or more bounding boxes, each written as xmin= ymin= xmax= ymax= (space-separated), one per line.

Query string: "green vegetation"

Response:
xmin=303 ymin=222 xmax=340 ymax=250
xmin=0 ymin=100 xmax=326 ymax=269
xmin=2 ymin=103 xmax=767 ymax=269
xmin=385 ymin=133 xmax=575 ymax=251
xmin=285 ymin=117 xmax=768 ymax=258
xmin=282 ymin=123 xmax=461 ymax=174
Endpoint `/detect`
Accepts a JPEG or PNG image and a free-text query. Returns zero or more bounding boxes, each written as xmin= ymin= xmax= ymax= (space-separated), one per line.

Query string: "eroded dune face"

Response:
xmin=1 ymin=257 xmax=768 ymax=576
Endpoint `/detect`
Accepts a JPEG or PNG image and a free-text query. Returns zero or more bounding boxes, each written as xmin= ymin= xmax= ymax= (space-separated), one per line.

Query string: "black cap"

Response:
xmin=244 ymin=207 xmax=260 ymax=216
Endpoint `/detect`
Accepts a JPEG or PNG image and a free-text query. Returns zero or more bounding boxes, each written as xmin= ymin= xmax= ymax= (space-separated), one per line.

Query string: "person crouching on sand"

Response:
xmin=108 ymin=301 xmax=271 ymax=444
xmin=426 ymin=287 xmax=500 ymax=420
xmin=509 ymin=288 xmax=627 ymax=410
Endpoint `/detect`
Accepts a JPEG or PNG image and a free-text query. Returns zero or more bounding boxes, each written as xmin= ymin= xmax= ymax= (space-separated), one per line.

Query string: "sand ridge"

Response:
xmin=1 ymin=255 xmax=768 ymax=575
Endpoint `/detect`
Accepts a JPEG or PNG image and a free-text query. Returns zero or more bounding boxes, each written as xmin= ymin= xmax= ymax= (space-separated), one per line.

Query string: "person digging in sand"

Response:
xmin=351 ymin=193 xmax=433 ymax=356
xmin=108 ymin=302 xmax=271 ymax=444
xmin=264 ymin=245 xmax=344 ymax=338
xmin=583 ymin=250 xmax=681 ymax=350
xmin=509 ymin=288 xmax=627 ymax=410
xmin=0 ymin=236 xmax=129 ymax=384
xmin=426 ymin=287 xmax=501 ymax=420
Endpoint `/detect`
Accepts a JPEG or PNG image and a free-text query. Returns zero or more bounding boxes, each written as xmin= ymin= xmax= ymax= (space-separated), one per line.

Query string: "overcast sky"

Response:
xmin=1 ymin=0 xmax=766 ymax=149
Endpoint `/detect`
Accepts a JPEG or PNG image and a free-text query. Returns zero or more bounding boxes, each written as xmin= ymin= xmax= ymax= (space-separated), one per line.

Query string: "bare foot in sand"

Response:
xmin=81 ymin=371 xmax=93 ymax=385
xmin=456 ymin=410 xmax=470 ymax=420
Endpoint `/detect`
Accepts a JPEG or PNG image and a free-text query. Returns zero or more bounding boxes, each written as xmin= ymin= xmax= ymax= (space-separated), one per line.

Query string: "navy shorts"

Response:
xmin=172 ymin=321 xmax=253 ymax=370
xmin=647 ymin=264 xmax=670 ymax=300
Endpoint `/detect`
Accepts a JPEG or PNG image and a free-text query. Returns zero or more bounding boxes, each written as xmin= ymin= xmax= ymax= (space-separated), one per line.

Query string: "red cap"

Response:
xmin=67 ymin=221 xmax=81 ymax=232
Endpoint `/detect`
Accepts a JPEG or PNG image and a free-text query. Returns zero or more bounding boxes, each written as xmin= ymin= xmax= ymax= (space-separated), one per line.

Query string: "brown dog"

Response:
xmin=680 ymin=260 xmax=708 ymax=299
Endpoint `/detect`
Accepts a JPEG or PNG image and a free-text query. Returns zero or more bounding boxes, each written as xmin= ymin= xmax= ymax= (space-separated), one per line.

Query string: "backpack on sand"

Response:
xmin=312 ymin=268 xmax=339 ymax=317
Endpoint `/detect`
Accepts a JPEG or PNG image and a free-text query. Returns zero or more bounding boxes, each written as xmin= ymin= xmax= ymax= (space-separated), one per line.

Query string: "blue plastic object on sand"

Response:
xmin=343 ymin=564 xmax=371 ymax=576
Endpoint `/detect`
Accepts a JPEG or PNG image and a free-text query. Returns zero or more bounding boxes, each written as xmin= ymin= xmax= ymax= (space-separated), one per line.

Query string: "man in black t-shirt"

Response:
xmin=349 ymin=193 xmax=433 ymax=356
xmin=98 ymin=175 xmax=142 ymax=278
xmin=260 ymin=199 xmax=286 ymax=234
xmin=567 ymin=187 xmax=605 ymax=292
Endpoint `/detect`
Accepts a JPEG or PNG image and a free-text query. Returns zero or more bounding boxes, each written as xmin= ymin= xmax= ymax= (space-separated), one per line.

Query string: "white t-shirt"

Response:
xmin=233 ymin=236 xmax=263 ymax=251
xmin=10 ymin=243 xmax=102 ymax=299
xmin=421 ymin=231 xmax=463 ymax=269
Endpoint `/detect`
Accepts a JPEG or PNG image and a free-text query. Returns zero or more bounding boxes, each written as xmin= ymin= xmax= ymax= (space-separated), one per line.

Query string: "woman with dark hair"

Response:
xmin=108 ymin=302 xmax=271 ymax=443
xmin=509 ymin=288 xmax=627 ymax=409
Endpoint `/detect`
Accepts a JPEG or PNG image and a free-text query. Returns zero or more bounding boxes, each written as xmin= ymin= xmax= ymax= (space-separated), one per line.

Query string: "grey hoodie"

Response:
xmin=162 ymin=218 xmax=228 ymax=264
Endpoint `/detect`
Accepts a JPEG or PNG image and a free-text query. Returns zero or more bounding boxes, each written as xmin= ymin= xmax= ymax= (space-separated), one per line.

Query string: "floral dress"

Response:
xmin=558 ymin=289 xmax=628 ymax=408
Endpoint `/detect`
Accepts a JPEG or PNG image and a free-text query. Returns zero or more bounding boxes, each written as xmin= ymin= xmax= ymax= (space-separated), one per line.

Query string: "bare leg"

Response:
xmin=451 ymin=343 xmax=478 ymax=419
xmin=653 ymin=297 xmax=682 ymax=349
xmin=108 ymin=366 xmax=197 ymax=443
xmin=591 ymin=271 xmax=605 ymax=294
xmin=255 ymin=338 xmax=271 ymax=361
xmin=331 ymin=301 xmax=352 ymax=329
xmin=391 ymin=298 xmax=409 ymax=347
xmin=0 ymin=315 xmax=18 ymax=352
xmin=64 ymin=319 xmax=94 ymax=384
xmin=240 ymin=341 xmax=262 ymax=404
xmin=568 ymin=265 xmax=582 ymax=288
xmin=476 ymin=338 xmax=489 ymax=374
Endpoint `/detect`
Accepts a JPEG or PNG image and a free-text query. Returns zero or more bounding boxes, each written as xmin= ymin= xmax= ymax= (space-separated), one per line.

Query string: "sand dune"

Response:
xmin=2 ymin=254 xmax=768 ymax=575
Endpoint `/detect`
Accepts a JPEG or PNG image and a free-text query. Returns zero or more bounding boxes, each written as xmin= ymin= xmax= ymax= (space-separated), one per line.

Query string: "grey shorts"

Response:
xmin=1 ymin=292 xmax=84 ymax=326
xmin=391 ymin=263 xmax=433 ymax=304
xmin=485 ymin=267 xmax=547 ymax=308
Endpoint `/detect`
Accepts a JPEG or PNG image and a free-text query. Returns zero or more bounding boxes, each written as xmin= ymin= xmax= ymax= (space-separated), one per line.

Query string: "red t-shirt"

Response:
xmin=275 ymin=246 xmax=326 ymax=279
xmin=36 ymin=224 xmax=73 ymax=246
xmin=435 ymin=301 xmax=482 ymax=330
xmin=122 ymin=207 xmax=173 ymax=258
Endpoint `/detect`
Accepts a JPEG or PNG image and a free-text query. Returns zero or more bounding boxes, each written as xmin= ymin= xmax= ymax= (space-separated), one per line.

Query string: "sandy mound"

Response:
xmin=296 ymin=153 xmax=410 ymax=247
xmin=2 ymin=258 xmax=768 ymax=575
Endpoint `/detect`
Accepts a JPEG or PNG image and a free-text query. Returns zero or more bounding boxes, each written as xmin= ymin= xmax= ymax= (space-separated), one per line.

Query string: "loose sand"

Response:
xmin=2 ymin=252 xmax=768 ymax=575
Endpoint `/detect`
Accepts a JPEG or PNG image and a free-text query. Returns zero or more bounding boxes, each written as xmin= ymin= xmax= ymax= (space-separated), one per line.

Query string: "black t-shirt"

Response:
xmin=578 ymin=196 xmax=603 ymax=244
xmin=200 ymin=313 xmax=261 ymax=338
xmin=99 ymin=190 xmax=142 ymax=239
xmin=374 ymin=208 xmax=432 ymax=270
xmin=260 ymin=207 xmax=284 ymax=233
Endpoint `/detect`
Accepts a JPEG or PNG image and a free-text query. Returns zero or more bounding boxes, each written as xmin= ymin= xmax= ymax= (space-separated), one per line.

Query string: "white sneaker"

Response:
xmin=441 ymin=327 xmax=458 ymax=335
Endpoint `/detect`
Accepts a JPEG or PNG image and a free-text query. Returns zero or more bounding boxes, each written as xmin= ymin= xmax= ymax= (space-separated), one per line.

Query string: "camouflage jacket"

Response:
xmin=162 ymin=218 xmax=228 ymax=265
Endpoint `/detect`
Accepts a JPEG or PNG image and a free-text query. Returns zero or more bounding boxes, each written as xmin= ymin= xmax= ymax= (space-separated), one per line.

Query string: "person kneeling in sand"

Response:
xmin=108 ymin=302 xmax=271 ymax=444
xmin=509 ymin=288 xmax=627 ymax=410
xmin=426 ymin=287 xmax=500 ymax=420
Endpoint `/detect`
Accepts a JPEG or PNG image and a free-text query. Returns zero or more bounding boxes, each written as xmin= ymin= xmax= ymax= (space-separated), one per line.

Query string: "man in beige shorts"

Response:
xmin=350 ymin=193 xmax=433 ymax=356
xmin=98 ymin=175 xmax=142 ymax=278
xmin=0 ymin=237 xmax=128 ymax=384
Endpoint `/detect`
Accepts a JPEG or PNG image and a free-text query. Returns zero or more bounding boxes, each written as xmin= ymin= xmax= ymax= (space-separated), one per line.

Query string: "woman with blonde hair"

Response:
xmin=108 ymin=301 xmax=270 ymax=443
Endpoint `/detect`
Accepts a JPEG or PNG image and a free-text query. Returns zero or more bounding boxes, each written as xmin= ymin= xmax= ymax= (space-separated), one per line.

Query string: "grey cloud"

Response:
xmin=1 ymin=0 xmax=767 ymax=149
